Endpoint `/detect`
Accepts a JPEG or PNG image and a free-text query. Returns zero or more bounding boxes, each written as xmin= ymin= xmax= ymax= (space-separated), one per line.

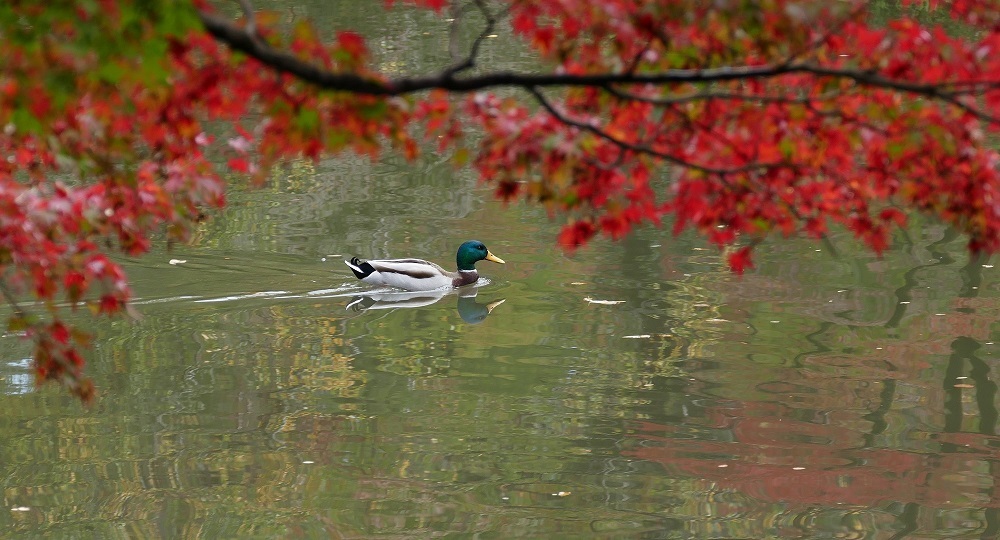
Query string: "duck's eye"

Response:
xmin=477 ymin=243 xmax=486 ymax=249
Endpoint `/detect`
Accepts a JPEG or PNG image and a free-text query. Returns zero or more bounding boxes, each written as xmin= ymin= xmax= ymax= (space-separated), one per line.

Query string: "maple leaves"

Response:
xmin=4 ymin=0 xmax=1000 ymax=400
xmin=464 ymin=0 xmax=1000 ymax=268
xmin=0 ymin=1 xmax=426 ymax=401
xmin=199 ymin=0 xmax=1000 ymax=272
xmin=0 ymin=2 xmax=242 ymax=401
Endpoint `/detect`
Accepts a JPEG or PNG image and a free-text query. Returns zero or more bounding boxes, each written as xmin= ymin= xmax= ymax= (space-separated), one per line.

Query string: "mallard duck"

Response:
xmin=345 ymin=240 xmax=505 ymax=292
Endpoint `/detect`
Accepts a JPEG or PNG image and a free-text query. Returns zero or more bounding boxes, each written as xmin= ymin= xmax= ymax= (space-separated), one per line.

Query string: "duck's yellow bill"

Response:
xmin=485 ymin=251 xmax=505 ymax=264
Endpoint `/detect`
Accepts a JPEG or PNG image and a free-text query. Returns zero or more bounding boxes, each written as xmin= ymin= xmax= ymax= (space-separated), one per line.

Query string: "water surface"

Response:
xmin=3 ymin=3 xmax=1000 ymax=538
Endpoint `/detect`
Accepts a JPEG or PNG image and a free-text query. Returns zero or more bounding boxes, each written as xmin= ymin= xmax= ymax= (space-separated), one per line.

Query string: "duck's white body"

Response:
xmin=345 ymin=257 xmax=476 ymax=291
xmin=345 ymin=241 xmax=505 ymax=293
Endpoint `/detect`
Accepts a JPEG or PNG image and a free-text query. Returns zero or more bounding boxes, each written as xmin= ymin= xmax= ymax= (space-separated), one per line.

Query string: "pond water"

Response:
xmin=4 ymin=3 xmax=1000 ymax=539
xmin=2 ymin=152 xmax=999 ymax=539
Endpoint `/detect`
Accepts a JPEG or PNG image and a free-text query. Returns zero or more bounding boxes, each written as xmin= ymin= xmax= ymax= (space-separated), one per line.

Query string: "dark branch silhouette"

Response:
xmin=197 ymin=8 xmax=1000 ymax=130
xmin=524 ymin=86 xmax=789 ymax=176
xmin=445 ymin=0 xmax=509 ymax=78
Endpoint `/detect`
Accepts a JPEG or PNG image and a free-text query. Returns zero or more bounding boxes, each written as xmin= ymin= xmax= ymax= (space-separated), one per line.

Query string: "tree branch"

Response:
xmin=235 ymin=0 xmax=257 ymax=38
xmin=525 ymin=86 xmax=787 ymax=176
xmin=602 ymin=85 xmax=839 ymax=107
xmin=0 ymin=278 xmax=29 ymax=323
xmin=199 ymin=9 xmax=816 ymax=93
xmin=444 ymin=0 xmax=507 ymax=77
xmin=800 ymin=65 xmax=1000 ymax=125
xmin=779 ymin=0 xmax=871 ymax=65
xmin=0 ymin=278 xmax=88 ymax=397
xmin=197 ymin=8 xmax=1000 ymax=126
xmin=447 ymin=1 xmax=477 ymax=66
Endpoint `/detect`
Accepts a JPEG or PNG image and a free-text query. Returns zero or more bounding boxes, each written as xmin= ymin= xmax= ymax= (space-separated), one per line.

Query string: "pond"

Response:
xmin=3 ymin=3 xmax=1000 ymax=539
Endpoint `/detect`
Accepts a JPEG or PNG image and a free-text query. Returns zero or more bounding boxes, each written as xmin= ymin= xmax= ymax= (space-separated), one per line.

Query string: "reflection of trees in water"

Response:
xmin=199 ymin=155 xmax=483 ymax=258
xmin=614 ymin=226 xmax=1000 ymax=536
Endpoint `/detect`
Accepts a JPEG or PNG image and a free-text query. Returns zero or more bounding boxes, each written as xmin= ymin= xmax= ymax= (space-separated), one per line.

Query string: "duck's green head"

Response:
xmin=457 ymin=240 xmax=505 ymax=271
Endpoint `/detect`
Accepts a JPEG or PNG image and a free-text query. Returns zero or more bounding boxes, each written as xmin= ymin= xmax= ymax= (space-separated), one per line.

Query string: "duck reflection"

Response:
xmin=346 ymin=288 xmax=505 ymax=324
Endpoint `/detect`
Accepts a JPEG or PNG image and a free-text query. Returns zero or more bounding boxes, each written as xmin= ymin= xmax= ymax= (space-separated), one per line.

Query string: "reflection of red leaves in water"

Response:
xmin=627 ymin=412 xmax=1000 ymax=508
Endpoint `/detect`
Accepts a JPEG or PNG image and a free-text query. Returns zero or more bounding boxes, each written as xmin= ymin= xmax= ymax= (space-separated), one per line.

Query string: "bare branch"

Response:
xmin=234 ymin=0 xmax=257 ymax=39
xmin=447 ymin=1 xmax=478 ymax=64
xmin=0 ymin=279 xmax=28 ymax=323
xmin=444 ymin=0 xmax=509 ymax=78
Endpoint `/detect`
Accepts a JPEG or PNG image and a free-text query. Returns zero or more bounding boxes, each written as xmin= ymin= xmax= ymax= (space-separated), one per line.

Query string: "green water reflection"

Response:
xmin=3 ymin=2 xmax=1000 ymax=538
xmin=2 ymin=149 xmax=1000 ymax=538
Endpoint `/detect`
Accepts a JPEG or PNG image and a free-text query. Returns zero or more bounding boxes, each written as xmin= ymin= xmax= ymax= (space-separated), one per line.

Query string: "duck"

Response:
xmin=345 ymin=240 xmax=505 ymax=292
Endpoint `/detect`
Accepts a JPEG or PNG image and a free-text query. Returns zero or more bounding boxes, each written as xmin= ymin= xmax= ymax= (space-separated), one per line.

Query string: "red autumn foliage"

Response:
xmin=4 ymin=0 xmax=1000 ymax=399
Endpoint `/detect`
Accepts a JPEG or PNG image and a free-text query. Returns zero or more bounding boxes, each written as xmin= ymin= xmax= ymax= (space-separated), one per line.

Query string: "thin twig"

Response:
xmin=603 ymin=84 xmax=839 ymax=107
xmin=663 ymin=100 xmax=754 ymax=165
xmin=0 ymin=279 xmax=27 ymax=322
xmin=623 ymin=39 xmax=654 ymax=75
xmin=582 ymin=145 xmax=628 ymax=171
xmin=780 ymin=0 xmax=871 ymax=65
xmin=801 ymin=64 xmax=1000 ymax=125
xmin=235 ymin=0 xmax=257 ymax=39
xmin=444 ymin=0 xmax=509 ymax=78
xmin=447 ymin=1 xmax=477 ymax=64
xmin=937 ymin=80 xmax=1000 ymax=93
